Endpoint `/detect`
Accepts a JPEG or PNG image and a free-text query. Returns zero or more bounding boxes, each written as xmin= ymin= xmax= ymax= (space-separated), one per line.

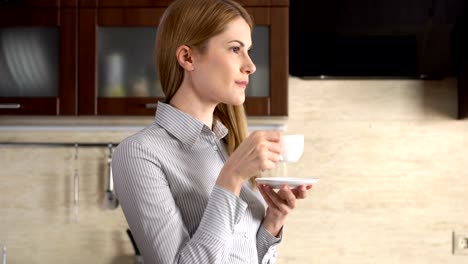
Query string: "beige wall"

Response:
xmin=1 ymin=77 xmax=468 ymax=263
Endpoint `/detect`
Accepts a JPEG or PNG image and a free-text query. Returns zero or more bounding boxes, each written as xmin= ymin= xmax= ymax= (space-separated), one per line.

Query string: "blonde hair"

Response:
xmin=156 ymin=0 xmax=255 ymax=183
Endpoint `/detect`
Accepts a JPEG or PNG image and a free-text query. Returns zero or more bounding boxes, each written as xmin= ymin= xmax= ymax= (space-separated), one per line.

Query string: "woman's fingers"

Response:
xmin=291 ymin=185 xmax=313 ymax=199
xmin=260 ymin=184 xmax=296 ymax=215
xmin=267 ymin=150 xmax=281 ymax=163
xmin=277 ymin=185 xmax=296 ymax=209
xmin=256 ymin=136 xmax=282 ymax=171
xmin=225 ymin=130 xmax=285 ymax=180
xmin=254 ymin=135 xmax=281 ymax=155
xmin=259 ymin=153 xmax=278 ymax=171
xmin=258 ymin=184 xmax=280 ymax=210
xmin=262 ymin=130 xmax=281 ymax=142
xmin=260 ymin=184 xmax=313 ymax=207
xmin=267 ymin=140 xmax=282 ymax=155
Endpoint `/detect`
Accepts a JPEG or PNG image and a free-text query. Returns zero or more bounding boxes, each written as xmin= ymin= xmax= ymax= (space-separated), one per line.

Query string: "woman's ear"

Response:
xmin=176 ymin=45 xmax=195 ymax=71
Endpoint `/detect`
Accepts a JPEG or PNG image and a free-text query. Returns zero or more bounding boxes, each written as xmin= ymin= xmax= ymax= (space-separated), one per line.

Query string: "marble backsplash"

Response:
xmin=1 ymin=77 xmax=468 ymax=263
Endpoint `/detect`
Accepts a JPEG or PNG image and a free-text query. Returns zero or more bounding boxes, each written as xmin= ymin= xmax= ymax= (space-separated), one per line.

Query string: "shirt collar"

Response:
xmin=155 ymin=102 xmax=228 ymax=146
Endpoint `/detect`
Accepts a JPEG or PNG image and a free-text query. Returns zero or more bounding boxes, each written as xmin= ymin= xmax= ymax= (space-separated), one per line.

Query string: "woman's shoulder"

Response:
xmin=115 ymin=123 xmax=177 ymax=154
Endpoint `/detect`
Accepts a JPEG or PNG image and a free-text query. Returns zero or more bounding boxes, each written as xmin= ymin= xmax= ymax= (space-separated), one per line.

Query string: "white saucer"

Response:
xmin=256 ymin=177 xmax=320 ymax=189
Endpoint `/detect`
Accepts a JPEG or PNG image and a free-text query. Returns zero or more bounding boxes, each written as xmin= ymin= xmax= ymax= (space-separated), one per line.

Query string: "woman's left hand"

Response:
xmin=258 ymin=184 xmax=313 ymax=237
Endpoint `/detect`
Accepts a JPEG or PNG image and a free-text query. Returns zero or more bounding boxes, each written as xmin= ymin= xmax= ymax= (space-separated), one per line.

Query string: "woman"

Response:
xmin=112 ymin=0 xmax=312 ymax=263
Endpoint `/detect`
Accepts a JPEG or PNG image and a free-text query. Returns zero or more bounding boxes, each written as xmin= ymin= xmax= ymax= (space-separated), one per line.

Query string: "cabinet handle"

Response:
xmin=145 ymin=103 xmax=157 ymax=109
xmin=0 ymin=103 xmax=21 ymax=109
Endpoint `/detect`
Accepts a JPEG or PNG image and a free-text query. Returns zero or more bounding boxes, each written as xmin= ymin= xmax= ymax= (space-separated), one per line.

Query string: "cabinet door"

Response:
xmin=245 ymin=7 xmax=288 ymax=116
xmin=79 ymin=3 xmax=288 ymax=116
xmin=0 ymin=1 xmax=78 ymax=115
xmin=79 ymin=6 xmax=165 ymax=115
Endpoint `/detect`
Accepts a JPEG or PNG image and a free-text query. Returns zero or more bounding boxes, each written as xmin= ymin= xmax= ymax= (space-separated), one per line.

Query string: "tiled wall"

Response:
xmin=1 ymin=77 xmax=468 ymax=263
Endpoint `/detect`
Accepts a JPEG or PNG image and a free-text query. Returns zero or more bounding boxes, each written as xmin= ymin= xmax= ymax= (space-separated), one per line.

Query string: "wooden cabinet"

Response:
xmin=79 ymin=0 xmax=168 ymax=115
xmin=0 ymin=0 xmax=288 ymax=116
xmin=0 ymin=0 xmax=78 ymax=115
xmin=453 ymin=2 xmax=468 ymax=119
xmin=244 ymin=4 xmax=289 ymax=116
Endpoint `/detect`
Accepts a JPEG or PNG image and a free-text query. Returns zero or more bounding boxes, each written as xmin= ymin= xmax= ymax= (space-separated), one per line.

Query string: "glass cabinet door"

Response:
xmin=0 ymin=3 xmax=78 ymax=115
xmin=244 ymin=7 xmax=288 ymax=116
xmin=98 ymin=26 xmax=269 ymax=97
xmin=247 ymin=26 xmax=270 ymax=97
xmin=79 ymin=4 xmax=288 ymax=116
xmin=79 ymin=7 xmax=166 ymax=115
xmin=0 ymin=27 xmax=59 ymax=98
xmin=98 ymin=27 xmax=162 ymax=99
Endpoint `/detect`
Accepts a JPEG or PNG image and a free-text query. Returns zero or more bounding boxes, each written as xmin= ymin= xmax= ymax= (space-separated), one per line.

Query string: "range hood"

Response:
xmin=289 ymin=0 xmax=466 ymax=79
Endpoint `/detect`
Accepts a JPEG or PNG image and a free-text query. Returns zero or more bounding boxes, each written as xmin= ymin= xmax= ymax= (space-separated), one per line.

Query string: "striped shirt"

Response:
xmin=112 ymin=102 xmax=281 ymax=264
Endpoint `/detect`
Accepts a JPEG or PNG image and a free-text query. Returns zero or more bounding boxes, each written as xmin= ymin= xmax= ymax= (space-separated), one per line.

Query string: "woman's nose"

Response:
xmin=243 ymin=55 xmax=256 ymax=75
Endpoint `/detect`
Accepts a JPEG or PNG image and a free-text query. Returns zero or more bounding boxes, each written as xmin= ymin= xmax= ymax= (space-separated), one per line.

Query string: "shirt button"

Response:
xmin=213 ymin=145 xmax=218 ymax=151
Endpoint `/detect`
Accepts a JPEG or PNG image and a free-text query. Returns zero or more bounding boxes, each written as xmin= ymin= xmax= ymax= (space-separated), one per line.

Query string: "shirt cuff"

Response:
xmin=257 ymin=224 xmax=283 ymax=262
xmin=195 ymin=185 xmax=248 ymax=242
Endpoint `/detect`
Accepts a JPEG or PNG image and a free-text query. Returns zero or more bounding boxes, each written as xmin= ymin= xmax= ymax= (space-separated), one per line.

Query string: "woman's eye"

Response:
xmin=231 ymin=47 xmax=240 ymax=54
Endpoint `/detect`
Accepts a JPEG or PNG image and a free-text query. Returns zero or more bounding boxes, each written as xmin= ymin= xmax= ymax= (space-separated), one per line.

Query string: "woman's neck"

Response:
xmin=169 ymin=84 xmax=216 ymax=129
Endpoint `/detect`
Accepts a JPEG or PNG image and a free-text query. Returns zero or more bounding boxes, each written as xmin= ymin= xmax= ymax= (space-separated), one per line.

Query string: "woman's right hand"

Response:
xmin=217 ymin=130 xmax=283 ymax=195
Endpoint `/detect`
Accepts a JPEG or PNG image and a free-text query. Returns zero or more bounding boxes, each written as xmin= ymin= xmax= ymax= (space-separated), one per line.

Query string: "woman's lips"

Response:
xmin=235 ymin=81 xmax=248 ymax=88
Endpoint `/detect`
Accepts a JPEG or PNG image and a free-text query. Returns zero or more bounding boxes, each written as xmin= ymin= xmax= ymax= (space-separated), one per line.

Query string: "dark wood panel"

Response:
xmin=0 ymin=8 xmax=60 ymax=26
xmin=269 ymin=7 xmax=288 ymax=116
xmin=92 ymin=0 xmax=289 ymax=8
xmin=78 ymin=8 xmax=98 ymax=115
xmin=239 ymin=0 xmax=288 ymax=7
xmin=245 ymin=7 xmax=270 ymax=25
xmin=0 ymin=0 xmax=60 ymax=7
xmin=98 ymin=8 xmax=165 ymax=26
xmin=78 ymin=1 xmax=287 ymax=8
xmin=244 ymin=97 xmax=270 ymax=116
xmin=29 ymin=0 xmax=60 ymax=6
xmin=98 ymin=0 xmax=168 ymax=7
xmin=238 ymin=0 xmax=271 ymax=6
xmin=0 ymin=1 xmax=288 ymax=117
xmin=270 ymin=0 xmax=289 ymax=6
xmin=62 ymin=0 xmax=79 ymax=7
xmin=59 ymin=8 xmax=78 ymax=115
xmin=454 ymin=2 xmax=467 ymax=119
xmin=98 ymin=98 xmax=162 ymax=115
xmin=0 ymin=98 xmax=58 ymax=115
xmin=79 ymin=0 xmax=97 ymax=7
xmin=458 ymin=68 xmax=468 ymax=119
xmin=98 ymin=98 xmax=270 ymax=116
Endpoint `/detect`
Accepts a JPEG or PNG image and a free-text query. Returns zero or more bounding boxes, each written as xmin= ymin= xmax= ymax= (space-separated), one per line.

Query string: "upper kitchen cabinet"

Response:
xmin=0 ymin=0 xmax=288 ymax=116
xmin=78 ymin=0 xmax=167 ymax=115
xmin=79 ymin=0 xmax=289 ymax=116
xmin=244 ymin=1 xmax=289 ymax=116
xmin=0 ymin=0 xmax=78 ymax=115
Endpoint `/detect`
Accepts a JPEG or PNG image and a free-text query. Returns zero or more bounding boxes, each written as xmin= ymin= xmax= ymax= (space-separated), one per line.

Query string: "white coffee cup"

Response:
xmin=280 ymin=134 xmax=304 ymax=162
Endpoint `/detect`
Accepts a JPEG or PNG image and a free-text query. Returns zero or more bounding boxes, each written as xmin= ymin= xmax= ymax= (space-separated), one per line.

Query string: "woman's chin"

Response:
xmin=223 ymin=95 xmax=245 ymax=106
xmin=233 ymin=96 xmax=246 ymax=106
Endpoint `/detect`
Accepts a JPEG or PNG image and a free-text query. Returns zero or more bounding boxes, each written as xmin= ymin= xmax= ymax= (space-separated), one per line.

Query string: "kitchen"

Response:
xmin=1 ymin=0 xmax=468 ymax=263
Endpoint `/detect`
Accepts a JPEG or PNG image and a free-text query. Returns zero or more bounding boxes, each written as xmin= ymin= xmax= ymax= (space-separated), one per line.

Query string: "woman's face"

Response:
xmin=190 ymin=17 xmax=256 ymax=106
